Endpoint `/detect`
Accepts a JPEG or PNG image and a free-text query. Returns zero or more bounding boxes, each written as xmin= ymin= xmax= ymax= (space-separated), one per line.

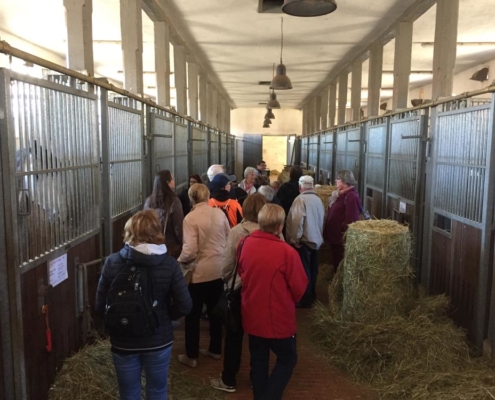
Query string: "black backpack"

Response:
xmin=104 ymin=262 xmax=159 ymax=338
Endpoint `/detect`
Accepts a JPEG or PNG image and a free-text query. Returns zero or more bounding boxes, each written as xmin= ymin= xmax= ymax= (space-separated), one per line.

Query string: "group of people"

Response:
xmin=95 ymin=162 xmax=363 ymax=400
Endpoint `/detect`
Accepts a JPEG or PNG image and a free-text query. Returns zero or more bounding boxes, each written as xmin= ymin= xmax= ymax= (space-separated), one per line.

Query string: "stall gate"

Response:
xmin=174 ymin=117 xmax=189 ymax=193
xmin=191 ymin=124 xmax=209 ymax=182
xmin=148 ymin=108 xmax=175 ymax=179
xmin=424 ymin=98 xmax=495 ymax=345
xmin=307 ymin=134 xmax=319 ymax=179
xmin=0 ymin=69 xmax=101 ymax=400
xmin=101 ymin=93 xmax=144 ymax=254
xmin=220 ymin=132 xmax=227 ymax=167
xmin=364 ymin=119 xmax=388 ymax=219
xmin=210 ymin=129 xmax=219 ymax=166
xmin=335 ymin=125 xmax=363 ymax=195
xmin=318 ymin=130 xmax=335 ymax=185
xmin=300 ymin=136 xmax=309 ymax=169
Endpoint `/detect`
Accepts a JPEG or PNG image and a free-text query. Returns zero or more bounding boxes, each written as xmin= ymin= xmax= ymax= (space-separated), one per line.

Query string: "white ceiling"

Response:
xmin=0 ymin=0 xmax=494 ymax=109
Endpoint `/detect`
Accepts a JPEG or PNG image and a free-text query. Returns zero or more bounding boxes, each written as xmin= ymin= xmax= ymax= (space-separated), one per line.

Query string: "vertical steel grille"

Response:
xmin=308 ymin=135 xmax=318 ymax=170
xmin=300 ymin=137 xmax=308 ymax=167
xmin=192 ymin=126 xmax=208 ymax=177
xmin=388 ymin=117 xmax=420 ymax=201
xmin=151 ymin=114 xmax=174 ymax=174
xmin=434 ymin=106 xmax=490 ymax=223
xmin=336 ymin=129 xmax=347 ymax=172
xmin=220 ymin=133 xmax=227 ymax=166
xmin=366 ymin=123 xmax=387 ymax=190
xmin=11 ymin=79 xmax=99 ymax=267
xmin=108 ymin=103 xmax=142 ymax=218
xmin=319 ymin=131 xmax=333 ymax=184
xmin=346 ymin=127 xmax=361 ymax=180
xmin=210 ymin=130 xmax=219 ymax=165
xmin=174 ymin=121 xmax=188 ymax=191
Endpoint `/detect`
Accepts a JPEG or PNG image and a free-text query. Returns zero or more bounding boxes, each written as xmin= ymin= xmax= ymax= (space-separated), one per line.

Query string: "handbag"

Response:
xmin=211 ymin=236 xmax=248 ymax=332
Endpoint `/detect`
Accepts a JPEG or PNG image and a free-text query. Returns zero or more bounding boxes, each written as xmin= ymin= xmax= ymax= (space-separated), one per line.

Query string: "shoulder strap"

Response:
xmin=230 ymin=235 xmax=249 ymax=291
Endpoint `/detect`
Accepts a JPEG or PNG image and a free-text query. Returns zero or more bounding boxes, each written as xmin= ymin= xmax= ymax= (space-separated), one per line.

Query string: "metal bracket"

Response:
xmin=401 ymin=135 xmax=431 ymax=142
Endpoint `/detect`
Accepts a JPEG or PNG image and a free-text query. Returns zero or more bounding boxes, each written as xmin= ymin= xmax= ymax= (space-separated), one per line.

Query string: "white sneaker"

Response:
xmin=177 ymin=354 xmax=197 ymax=368
xmin=211 ymin=377 xmax=236 ymax=393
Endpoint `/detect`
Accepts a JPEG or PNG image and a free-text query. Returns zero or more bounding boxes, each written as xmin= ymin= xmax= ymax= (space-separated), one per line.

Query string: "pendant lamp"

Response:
xmin=270 ymin=18 xmax=292 ymax=90
xmin=282 ymin=0 xmax=337 ymax=17
xmin=263 ymin=121 xmax=270 ymax=128
xmin=267 ymin=90 xmax=281 ymax=109
xmin=264 ymin=118 xmax=272 ymax=125
xmin=264 ymin=108 xmax=275 ymax=119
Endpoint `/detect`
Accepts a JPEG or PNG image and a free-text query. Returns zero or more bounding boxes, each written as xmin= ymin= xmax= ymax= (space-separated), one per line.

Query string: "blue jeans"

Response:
xmin=296 ymin=244 xmax=319 ymax=306
xmin=112 ymin=345 xmax=172 ymax=400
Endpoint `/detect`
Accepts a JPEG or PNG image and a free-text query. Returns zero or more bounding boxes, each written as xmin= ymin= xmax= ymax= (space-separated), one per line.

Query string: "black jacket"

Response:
xmin=277 ymin=180 xmax=300 ymax=216
xmin=96 ymin=244 xmax=192 ymax=352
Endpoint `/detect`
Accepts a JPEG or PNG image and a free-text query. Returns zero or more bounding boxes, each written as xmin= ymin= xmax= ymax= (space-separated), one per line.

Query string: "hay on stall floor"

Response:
xmin=311 ymin=299 xmax=495 ymax=399
xmin=341 ymin=220 xmax=413 ymax=323
xmin=270 ymin=169 xmax=281 ymax=176
xmin=49 ymin=340 xmax=223 ymax=400
xmin=315 ymin=185 xmax=338 ymax=215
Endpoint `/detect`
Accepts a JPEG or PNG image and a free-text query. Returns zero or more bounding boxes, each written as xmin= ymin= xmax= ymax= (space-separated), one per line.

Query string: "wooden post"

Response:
xmin=368 ymin=43 xmax=383 ymax=117
xmin=392 ymin=22 xmax=413 ymax=109
xmin=432 ymin=0 xmax=459 ymax=99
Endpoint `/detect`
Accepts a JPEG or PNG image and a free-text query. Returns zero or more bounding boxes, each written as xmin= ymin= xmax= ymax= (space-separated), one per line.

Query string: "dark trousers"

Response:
xmin=221 ymin=304 xmax=244 ymax=387
xmin=185 ymin=279 xmax=224 ymax=359
xmin=296 ymin=244 xmax=319 ymax=306
xmin=249 ymin=334 xmax=297 ymax=400
xmin=330 ymin=244 xmax=345 ymax=271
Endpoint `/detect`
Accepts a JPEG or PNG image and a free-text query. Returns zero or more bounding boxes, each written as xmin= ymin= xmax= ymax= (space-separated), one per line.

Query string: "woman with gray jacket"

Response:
xmin=177 ymin=183 xmax=231 ymax=368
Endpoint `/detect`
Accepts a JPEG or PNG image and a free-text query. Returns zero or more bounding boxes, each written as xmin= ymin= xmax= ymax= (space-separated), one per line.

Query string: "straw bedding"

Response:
xmin=49 ymin=340 xmax=223 ymax=400
xmin=314 ymin=219 xmax=495 ymax=399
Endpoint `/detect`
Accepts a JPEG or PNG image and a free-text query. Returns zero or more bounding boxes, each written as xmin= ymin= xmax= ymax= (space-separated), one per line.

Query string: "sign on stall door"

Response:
xmin=48 ymin=254 xmax=68 ymax=287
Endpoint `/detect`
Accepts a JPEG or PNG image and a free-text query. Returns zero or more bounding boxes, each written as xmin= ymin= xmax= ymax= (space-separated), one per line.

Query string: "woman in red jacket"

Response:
xmin=323 ymin=170 xmax=362 ymax=271
xmin=238 ymin=204 xmax=308 ymax=400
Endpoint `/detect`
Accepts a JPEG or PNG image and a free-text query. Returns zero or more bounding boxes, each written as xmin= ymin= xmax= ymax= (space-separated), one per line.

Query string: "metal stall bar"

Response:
xmin=308 ymin=134 xmax=319 ymax=180
xmin=335 ymin=127 xmax=347 ymax=174
xmin=220 ymin=132 xmax=228 ymax=168
xmin=346 ymin=125 xmax=363 ymax=197
xmin=319 ymin=130 xmax=334 ymax=185
xmin=424 ymin=99 xmax=493 ymax=346
xmin=210 ymin=129 xmax=219 ymax=166
xmin=363 ymin=119 xmax=388 ymax=218
xmin=101 ymin=89 xmax=143 ymax=256
xmin=148 ymin=107 xmax=175 ymax=181
xmin=300 ymin=136 xmax=309 ymax=169
xmin=0 ymin=67 xmax=100 ymax=399
xmin=174 ymin=116 xmax=189 ymax=193
xmin=190 ymin=124 xmax=208 ymax=180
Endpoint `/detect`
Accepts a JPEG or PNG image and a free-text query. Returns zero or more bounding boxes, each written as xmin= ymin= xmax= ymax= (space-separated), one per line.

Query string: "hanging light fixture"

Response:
xmin=270 ymin=18 xmax=292 ymax=90
xmin=282 ymin=0 xmax=337 ymax=17
xmin=267 ymin=90 xmax=281 ymax=109
xmin=264 ymin=108 xmax=275 ymax=119
xmin=263 ymin=121 xmax=270 ymax=128
xmin=264 ymin=118 xmax=272 ymax=125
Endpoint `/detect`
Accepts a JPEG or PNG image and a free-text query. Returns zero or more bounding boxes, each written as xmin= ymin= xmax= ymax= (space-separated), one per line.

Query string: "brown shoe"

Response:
xmin=178 ymin=354 xmax=197 ymax=368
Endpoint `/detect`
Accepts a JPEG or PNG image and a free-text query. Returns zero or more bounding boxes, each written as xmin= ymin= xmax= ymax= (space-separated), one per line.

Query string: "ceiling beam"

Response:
xmin=299 ymin=0 xmax=437 ymax=109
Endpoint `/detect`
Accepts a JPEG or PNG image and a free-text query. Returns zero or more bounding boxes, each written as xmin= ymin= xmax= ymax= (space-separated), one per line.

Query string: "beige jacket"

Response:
xmin=221 ymin=220 xmax=283 ymax=290
xmin=178 ymin=202 xmax=230 ymax=284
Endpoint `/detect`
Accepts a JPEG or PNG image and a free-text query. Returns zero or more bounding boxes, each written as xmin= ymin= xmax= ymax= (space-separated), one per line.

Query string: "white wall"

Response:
xmin=231 ymin=108 xmax=302 ymax=137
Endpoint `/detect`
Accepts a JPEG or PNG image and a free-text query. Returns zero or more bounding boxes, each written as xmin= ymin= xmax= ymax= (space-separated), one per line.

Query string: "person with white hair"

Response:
xmin=238 ymin=167 xmax=257 ymax=195
xmin=207 ymin=164 xmax=225 ymax=182
xmin=285 ymin=175 xmax=324 ymax=308
xmin=258 ymin=185 xmax=281 ymax=205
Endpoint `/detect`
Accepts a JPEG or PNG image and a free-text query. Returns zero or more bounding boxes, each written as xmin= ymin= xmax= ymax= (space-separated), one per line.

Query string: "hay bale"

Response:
xmin=315 ymin=185 xmax=338 ymax=215
xmin=311 ymin=299 xmax=495 ymax=399
xmin=49 ymin=340 xmax=223 ymax=400
xmin=270 ymin=169 xmax=281 ymax=176
xmin=277 ymin=171 xmax=290 ymax=184
xmin=342 ymin=220 xmax=413 ymax=323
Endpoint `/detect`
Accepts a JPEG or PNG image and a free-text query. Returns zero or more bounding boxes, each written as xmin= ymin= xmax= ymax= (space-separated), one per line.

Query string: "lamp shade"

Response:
xmin=282 ymin=0 xmax=337 ymax=17
xmin=264 ymin=109 xmax=275 ymax=119
xmin=264 ymin=118 xmax=272 ymax=125
xmin=267 ymin=92 xmax=281 ymax=109
xmin=263 ymin=122 xmax=270 ymax=128
xmin=270 ymin=63 xmax=292 ymax=90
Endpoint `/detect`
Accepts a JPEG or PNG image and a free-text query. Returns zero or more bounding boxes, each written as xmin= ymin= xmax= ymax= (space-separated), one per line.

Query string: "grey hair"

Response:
xmin=336 ymin=170 xmax=356 ymax=186
xmin=258 ymin=185 xmax=274 ymax=201
xmin=207 ymin=164 xmax=225 ymax=182
xmin=244 ymin=167 xmax=257 ymax=178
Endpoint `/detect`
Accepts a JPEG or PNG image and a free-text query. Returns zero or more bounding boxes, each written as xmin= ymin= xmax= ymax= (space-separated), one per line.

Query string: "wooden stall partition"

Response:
xmin=21 ymin=234 xmax=101 ymax=400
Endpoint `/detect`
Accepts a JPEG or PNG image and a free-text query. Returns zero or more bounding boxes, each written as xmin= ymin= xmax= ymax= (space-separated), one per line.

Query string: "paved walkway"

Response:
xmin=171 ymin=275 xmax=375 ymax=400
